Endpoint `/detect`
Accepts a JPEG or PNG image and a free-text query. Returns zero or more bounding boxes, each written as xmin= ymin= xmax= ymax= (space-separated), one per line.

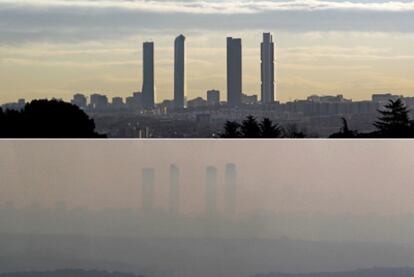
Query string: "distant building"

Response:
xmin=111 ymin=97 xmax=124 ymax=110
xmin=174 ymin=35 xmax=186 ymax=109
xmin=138 ymin=127 xmax=152 ymax=138
xmin=2 ymin=99 xmax=26 ymax=111
xmin=242 ymin=93 xmax=258 ymax=105
xmin=207 ymin=90 xmax=220 ymax=106
xmin=196 ymin=114 xmax=210 ymax=124
xmin=90 ymin=94 xmax=108 ymax=110
xmin=17 ymin=98 xmax=25 ymax=107
xmin=142 ymin=42 xmax=155 ymax=109
xmin=403 ymin=96 xmax=414 ymax=109
xmin=187 ymin=97 xmax=207 ymax=108
xmin=205 ymin=166 xmax=217 ymax=216
xmin=227 ymin=37 xmax=242 ymax=107
xmin=142 ymin=168 xmax=155 ymax=213
xmin=71 ymin=93 xmax=87 ymax=109
xmin=158 ymin=99 xmax=175 ymax=113
xmin=224 ymin=163 xmax=237 ymax=216
xmin=372 ymin=93 xmax=402 ymax=106
xmin=169 ymin=164 xmax=180 ymax=214
xmin=261 ymin=32 xmax=275 ymax=104
xmin=307 ymin=94 xmax=350 ymax=103
xmin=126 ymin=92 xmax=143 ymax=111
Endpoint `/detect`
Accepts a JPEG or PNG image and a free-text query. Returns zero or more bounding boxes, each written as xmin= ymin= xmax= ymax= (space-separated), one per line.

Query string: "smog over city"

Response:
xmin=1 ymin=0 xmax=414 ymax=276
xmin=1 ymin=140 xmax=414 ymax=276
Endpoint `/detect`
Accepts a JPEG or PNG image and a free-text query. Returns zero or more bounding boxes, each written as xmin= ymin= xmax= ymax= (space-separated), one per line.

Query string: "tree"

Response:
xmin=329 ymin=117 xmax=357 ymax=138
xmin=259 ymin=118 xmax=282 ymax=138
xmin=283 ymin=124 xmax=307 ymax=138
xmin=220 ymin=120 xmax=241 ymax=138
xmin=373 ymin=98 xmax=413 ymax=138
xmin=219 ymin=115 xmax=308 ymax=139
xmin=0 ymin=99 xmax=105 ymax=138
xmin=240 ymin=115 xmax=261 ymax=138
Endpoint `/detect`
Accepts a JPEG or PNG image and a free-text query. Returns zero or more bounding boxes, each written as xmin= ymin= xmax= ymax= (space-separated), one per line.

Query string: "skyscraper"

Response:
xmin=71 ymin=93 xmax=87 ymax=109
xmin=142 ymin=42 xmax=154 ymax=109
xmin=224 ymin=163 xmax=237 ymax=217
xmin=142 ymin=168 xmax=155 ymax=212
xmin=261 ymin=33 xmax=275 ymax=104
xmin=227 ymin=37 xmax=242 ymax=107
xmin=169 ymin=164 xmax=180 ymax=214
xmin=205 ymin=166 xmax=217 ymax=216
xmin=90 ymin=94 xmax=108 ymax=110
xmin=174 ymin=35 xmax=186 ymax=109
xmin=207 ymin=90 xmax=220 ymax=106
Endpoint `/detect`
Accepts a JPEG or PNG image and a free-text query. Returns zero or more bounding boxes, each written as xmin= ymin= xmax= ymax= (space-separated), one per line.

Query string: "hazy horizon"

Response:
xmin=2 ymin=140 xmax=414 ymax=216
xmin=2 ymin=140 xmax=414 ymax=276
xmin=1 ymin=0 xmax=414 ymax=104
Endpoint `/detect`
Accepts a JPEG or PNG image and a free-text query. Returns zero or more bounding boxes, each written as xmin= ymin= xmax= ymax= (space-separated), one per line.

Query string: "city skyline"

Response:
xmin=1 ymin=0 xmax=414 ymax=104
xmin=140 ymin=163 xmax=237 ymax=215
xmin=3 ymin=31 xmax=409 ymax=108
xmin=3 ymin=140 xmax=414 ymax=215
xmin=1 ymin=30 xmax=413 ymax=105
xmin=1 ymin=1 xmax=414 ymax=273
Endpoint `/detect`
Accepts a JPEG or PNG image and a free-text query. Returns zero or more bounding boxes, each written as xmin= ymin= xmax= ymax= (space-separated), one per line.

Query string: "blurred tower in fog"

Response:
xmin=224 ymin=163 xmax=237 ymax=216
xmin=169 ymin=164 xmax=180 ymax=214
xmin=142 ymin=168 xmax=155 ymax=212
xmin=205 ymin=166 xmax=217 ymax=216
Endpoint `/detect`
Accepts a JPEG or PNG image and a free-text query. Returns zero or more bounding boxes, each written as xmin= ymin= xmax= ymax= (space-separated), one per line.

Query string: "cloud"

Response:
xmin=2 ymin=0 xmax=414 ymax=14
xmin=280 ymin=46 xmax=414 ymax=61
xmin=0 ymin=0 xmax=414 ymax=45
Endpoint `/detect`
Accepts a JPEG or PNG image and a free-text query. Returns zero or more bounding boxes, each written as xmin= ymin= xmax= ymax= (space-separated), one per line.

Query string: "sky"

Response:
xmin=0 ymin=0 xmax=414 ymax=103
xmin=1 ymin=140 xmax=414 ymax=217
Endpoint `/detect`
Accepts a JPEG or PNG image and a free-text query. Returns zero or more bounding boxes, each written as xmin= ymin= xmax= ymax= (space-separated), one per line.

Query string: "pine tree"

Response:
xmin=240 ymin=115 xmax=261 ymax=138
xmin=220 ymin=121 xmax=241 ymax=138
xmin=259 ymin=118 xmax=282 ymax=138
xmin=329 ymin=117 xmax=357 ymax=138
xmin=374 ymin=98 xmax=412 ymax=137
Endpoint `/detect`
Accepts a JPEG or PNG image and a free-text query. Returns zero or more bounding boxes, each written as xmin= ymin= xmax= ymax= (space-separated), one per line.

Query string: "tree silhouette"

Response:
xmin=240 ymin=115 xmax=261 ymax=138
xmin=220 ymin=121 xmax=241 ymax=138
xmin=373 ymin=98 xmax=413 ymax=138
xmin=260 ymin=118 xmax=282 ymax=138
xmin=0 ymin=99 xmax=105 ymax=138
xmin=329 ymin=117 xmax=357 ymax=138
xmin=219 ymin=116 xmax=310 ymax=139
xmin=283 ymin=124 xmax=307 ymax=138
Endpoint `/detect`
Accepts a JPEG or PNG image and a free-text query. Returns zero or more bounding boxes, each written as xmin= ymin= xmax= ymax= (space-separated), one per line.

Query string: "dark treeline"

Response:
xmin=0 ymin=99 xmax=105 ymax=138
xmin=1 ymin=98 xmax=413 ymax=138
xmin=221 ymin=99 xmax=414 ymax=138
xmin=330 ymin=98 xmax=414 ymax=138
xmin=220 ymin=115 xmax=306 ymax=138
